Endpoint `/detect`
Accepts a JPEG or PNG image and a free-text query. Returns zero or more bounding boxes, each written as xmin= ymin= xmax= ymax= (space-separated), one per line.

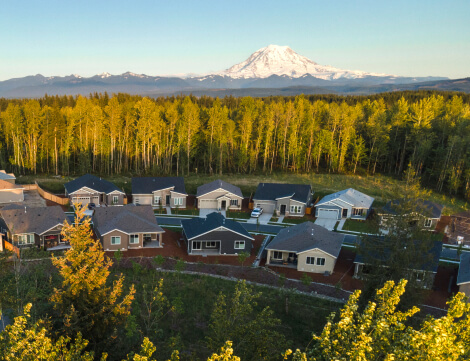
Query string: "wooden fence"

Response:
xmin=21 ymin=183 xmax=69 ymax=205
xmin=4 ymin=240 xmax=20 ymax=258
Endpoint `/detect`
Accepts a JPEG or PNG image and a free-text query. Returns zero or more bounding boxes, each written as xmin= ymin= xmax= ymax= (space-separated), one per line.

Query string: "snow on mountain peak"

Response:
xmin=98 ymin=72 xmax=112 ymax=78
xmin=218 ymin=45 xmax=391 ymax=80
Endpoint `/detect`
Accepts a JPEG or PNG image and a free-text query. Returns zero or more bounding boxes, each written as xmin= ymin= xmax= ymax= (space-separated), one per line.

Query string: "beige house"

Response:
xmin=0 ymin=180 xmax=24 ymax=203
xmin=93 ymin=205 xmax=164 ymax=251
xmin=65 ymin=174 xmax=125 ymax=206
xmin=132 ymin=177 xmax=187 ymax=209
xmin=266 ymin=221 xmax=344 ymax=275
xmin=196 ymin=179 xmax=243 ymax=211
xmin=457 ymin=252 xmax=470 ymax=298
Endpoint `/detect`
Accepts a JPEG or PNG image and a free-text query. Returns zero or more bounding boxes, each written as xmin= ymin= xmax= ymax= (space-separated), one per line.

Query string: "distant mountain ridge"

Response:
xmin=0 ymin=45 xmax=460 ymax=98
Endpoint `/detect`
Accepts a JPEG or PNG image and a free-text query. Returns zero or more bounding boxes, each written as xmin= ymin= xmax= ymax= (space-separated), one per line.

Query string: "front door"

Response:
xmin=221 ymin=200 xmax=226 ymax=210
xmin=166 ymin=195 xmax=170 ymax=206
xmin=342 ymin=208 xmax=348 ymax=218
xmin=280 ymin=204 xmax=286 ymax=215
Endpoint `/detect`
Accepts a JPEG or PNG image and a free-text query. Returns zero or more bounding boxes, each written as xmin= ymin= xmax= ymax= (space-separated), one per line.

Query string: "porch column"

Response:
xmin=266 ymin=250 xmax=271 ymax=265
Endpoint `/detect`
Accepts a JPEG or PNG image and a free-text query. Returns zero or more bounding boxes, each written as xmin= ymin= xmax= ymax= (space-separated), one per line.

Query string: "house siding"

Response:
xmin=102 ymin=230 xmax=132 ymax=251
xmin=297 ymin=250 xmax=336 ymax=274
xmin=133 ymin=190 xmax=187 ymax=208
xmin=106 ymin=193 xmax=125 ymax=206
xmin=459 ymin=283 xmax=470 ymax=298
xmin=188 ymin=230 xmax=252 ymax=255
xmin=197 ymin=190 xmax=242 ymax=210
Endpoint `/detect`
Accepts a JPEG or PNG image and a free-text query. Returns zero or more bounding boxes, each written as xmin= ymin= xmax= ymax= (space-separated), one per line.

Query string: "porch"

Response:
xmin=266 ymin=249 xmax=298 ymax=268
xmin=190 ymin=240 xmax=221 ymax=255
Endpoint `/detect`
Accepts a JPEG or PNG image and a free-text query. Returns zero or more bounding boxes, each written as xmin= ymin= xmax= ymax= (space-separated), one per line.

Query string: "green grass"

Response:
xmin=171 ymin=209 xmax=198 ymax=216
xmin=226 ymin=210 xmax=251 ymax=219
xmin=283 ymin=216 xmax=313 ymax=224
xmin=270 ymin=216 xmax=279 ymax=222
xmin=342 ymin=219 xmax=379 ymax=234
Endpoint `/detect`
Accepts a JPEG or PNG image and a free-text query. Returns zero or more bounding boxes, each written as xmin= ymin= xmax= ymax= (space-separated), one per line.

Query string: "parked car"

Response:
xmin=88 ymin=203 xmax=96 ymax=210
xmin=251 ymin=207 xmax=263 ymax=218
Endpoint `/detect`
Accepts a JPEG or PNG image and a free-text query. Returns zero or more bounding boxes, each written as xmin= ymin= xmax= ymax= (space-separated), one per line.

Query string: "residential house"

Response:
xmin=0 ymin=205 xmax=67 ymax=249
xmin=65 ymin=174 xmax=125 ymax=206
xmin=0 ymin=180 xmax=24 ymax=203
xmin=353 ymin=238 xmax=442 ymax=289
xmin=379 ymin=199 xmax=443 ymax=230
xmin=448 ymin=211 xmax=470 ymax=245
xmin=182 ymin=212 xmax=253 ymax=255
xmin=457 ymin=252 xmax=470 ymax=297
xmin=132 ymin=177 xmax=187 ymax=209
xmin=252 ymin=183 xmax=313 ymax=217
xmin=265 ymin=221 xmax=344 ymax=274
xmin=0 ymin=170 xmax=16 ymax=184
xmin=196 ymin=179 xmax=243 ymax=211
xmin=315 ymin=188 xmax=374 ymax=220
xmin=93 ymin=205 xmax=164 ymax=251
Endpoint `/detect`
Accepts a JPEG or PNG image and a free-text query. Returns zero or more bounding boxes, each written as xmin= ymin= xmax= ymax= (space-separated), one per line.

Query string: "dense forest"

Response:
xmin=0 ymin=91 xmax=469 ymax=199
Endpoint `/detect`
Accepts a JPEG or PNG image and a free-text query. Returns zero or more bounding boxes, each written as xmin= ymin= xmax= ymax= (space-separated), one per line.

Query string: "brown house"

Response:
xmin=92 ymin=205 xmax=164 ymax=251
xmin=132 ymin=177 xmax=187 ymax=209
xmin=0 ymin=205 xmax=68 ymax=249
xmin=448 ymin=211 xmax=470 ymax=245
xmin=65 ymin=174 xmax=125 ymax=207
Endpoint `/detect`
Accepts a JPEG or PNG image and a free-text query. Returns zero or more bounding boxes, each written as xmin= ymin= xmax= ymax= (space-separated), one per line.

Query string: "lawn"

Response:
xmin=283 ymin=216 xmax=314 ymax=224
xmin=226 ymin=210 xmax=251 ymax=219
xmin=342 ymin=219 xmax=379 ymax=234
xmin=171 ymin=208 xmax=198 ymax=216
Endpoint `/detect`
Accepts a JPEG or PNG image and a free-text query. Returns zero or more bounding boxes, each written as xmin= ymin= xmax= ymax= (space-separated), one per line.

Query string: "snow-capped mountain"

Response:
xmin=216 ymin=45 xmax=390 ymax=80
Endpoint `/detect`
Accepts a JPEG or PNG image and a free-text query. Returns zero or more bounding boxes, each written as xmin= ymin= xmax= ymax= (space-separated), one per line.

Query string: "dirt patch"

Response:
xmin=2 ymin=189 xmax=46 ymax=209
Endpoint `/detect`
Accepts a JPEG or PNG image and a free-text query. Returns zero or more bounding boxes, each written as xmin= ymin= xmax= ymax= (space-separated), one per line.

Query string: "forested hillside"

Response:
xmin=0 ymin=91 xmax=469 ymax=199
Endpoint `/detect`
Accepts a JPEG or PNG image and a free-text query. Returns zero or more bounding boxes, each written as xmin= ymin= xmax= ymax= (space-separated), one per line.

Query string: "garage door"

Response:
xmin=317 ymin=208 xmax=339 ymax=219
xmin=256 ymin=203 xmax=275 ymax=213
xmin=73 ymin=197 xmax=91 ymax=206
xmin=199 ymin=199 xmax=218 ymax=209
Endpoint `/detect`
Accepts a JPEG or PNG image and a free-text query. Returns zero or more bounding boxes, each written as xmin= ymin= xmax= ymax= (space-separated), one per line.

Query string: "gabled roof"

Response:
xmin=0 ymin=179 xmax=23 ymax=190
xmin=65 ymin=174 xmax=123 ymax=195
xmin=452 ymin=211 xmax=470 ymax=220
xmin=1 ymin=206 xmax=67 ymax=235
xmin=316 ymin=188 xmax=374 ymax=209
xmin=0 ymin=170 xmax=16 ymax=181
xmin=196 ymin=179 xmax=243 ymax=198
xmin=354 ymin=237 xmax=442 ymax=273
xmin=457 ymin=252 xmax=470 ymax=285
xmin=93 ymin=205 xmax=164 ymax=236
xmin=266 ymin=221 xmax=344 ymax=258
xmin=132 ymin=177 xmax=187 ymax=195
xmin=382 ymin=199 xmax=443 ymax=219
xmin=253 ymin=183 xmax=312 ymax=204
xmin=181 ymin=212 xmax=253 ymax=240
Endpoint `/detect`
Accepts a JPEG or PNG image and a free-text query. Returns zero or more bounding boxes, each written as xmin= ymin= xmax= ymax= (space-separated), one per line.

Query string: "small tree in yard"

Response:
xmin=51 ymin=204 xmax=135 ymax=354
xmin=301 ymin=273 xmax=312 ymax=286
xmin=153 ymin=254 xmax=165 ymax=268
xmin=237 ymin=251 xmax=250 ymax=268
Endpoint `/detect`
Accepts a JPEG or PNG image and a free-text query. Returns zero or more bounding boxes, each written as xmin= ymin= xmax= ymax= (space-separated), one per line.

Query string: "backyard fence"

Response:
xmin=4 ymin=240 xmax=20 ymax=258
xmin=22 ymin=183 xmax=69 ymax=205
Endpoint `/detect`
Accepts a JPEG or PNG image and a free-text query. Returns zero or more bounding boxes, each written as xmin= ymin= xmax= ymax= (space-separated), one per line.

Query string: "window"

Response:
xmin=18 ymin=234 xmax=34 ymax=245
xmin=230 ymin=199 xmax=238 ymax=206
xmin=206 ymin=241 xmax=217 ymax=248
xmin=111 ymin=236 xmax=121 ymax=245
xmin=416 ymin=271 xmax=425 ymax=282
xmin=154 ymin=196 xmax=161 ymax=205
xmin=290 ymin=205 xmax=302 ymax=214
xmin=234 ymin=241 xmax=245 ymax=249
xmin=193 ymin=241 xmax=201 ymax=250
xmin=130 ymin=234 xmax=139 ymax=244
xmin=306 ymin=256 xmax=315 ymax=265
xmin=424 ymin=219 xmax=432 ymax=228
xmin=272 ymin=251 xmax=283 ymax=260
xmin=174 ymin=197 xmax=183 ymax=206
xmin=316 ymin=258 xmax=326 ymax=266
xmin=353 ymin=208 xmax=364 ymax=216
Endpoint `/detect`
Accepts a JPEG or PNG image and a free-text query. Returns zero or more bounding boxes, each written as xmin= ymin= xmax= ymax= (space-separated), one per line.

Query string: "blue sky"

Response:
xmin=1 ymin=0 xmax=469 ymax=80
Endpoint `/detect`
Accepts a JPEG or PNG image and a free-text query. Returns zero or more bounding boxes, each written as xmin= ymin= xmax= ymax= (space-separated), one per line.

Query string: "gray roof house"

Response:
xmin=0 ymin=170 xmax=16 ymax=184
xmin=65 ymin=174 xmax=125 ymax=207
xmin=182 ymin=212 xmax=254 ymax=256
xmin=0 ymin=205 xmax=67 ymax=249
xmin=379 ymin=199 xmax=443 ymax=231
xmin=253 ymin=183 xmax=313 ymax=217
xmin=132 ymin=177 xmax=188 ymax=209
xmin=315 ymin=188 xmax=374 ymax=221
xmin=93 ymin=205 xmax=164 ymax=251
xmin=266 ymin=221 xmax=344 ymax=274
xmin=457 ymin=252 xmax=470 ymax=297
xmin=196 ymin=179 xmax=243 ymax=211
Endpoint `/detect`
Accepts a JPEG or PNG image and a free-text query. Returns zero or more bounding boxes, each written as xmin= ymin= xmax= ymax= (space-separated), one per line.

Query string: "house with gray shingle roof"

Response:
xmin=266 ymin=221 xmax=344 ymax=274
xmin=92 ymin=205 xmax=164 ymax=251
xmin=0 ymin=170 xmax=16 ymax=184
xmin=0 ymin=205 xmax=67 ymax=249
xmin=253 ymin=183 xmax=313 ymax=217
xmin=132 ymin=177 xmax=187 ymax=209
xmin=182 ymin=212 xmax=253 ymax=255
xmin=65 ymin=174 xmax=125 ymax=207
xmin=196 ymin=179 xmax=243 ymax=211
xmin=315 ymin=188 xmax=374 ymax=220
xmin=457 ymin=252 xmax=470 ymax=297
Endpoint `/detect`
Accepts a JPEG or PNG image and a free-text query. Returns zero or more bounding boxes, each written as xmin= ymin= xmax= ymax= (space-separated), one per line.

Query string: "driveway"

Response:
xmin=199 ymin=208 xmax=226 ymax=218
xmin=247 ymin=210 xmax=273 ymax=225
xmin=314 ymin=218 xmax=337 ymax=231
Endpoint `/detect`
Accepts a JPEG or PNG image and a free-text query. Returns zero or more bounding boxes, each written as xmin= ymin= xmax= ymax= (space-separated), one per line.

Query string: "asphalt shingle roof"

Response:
xmin=65 ymin=174 xmax=123 ymax=195
xmin=182 ymin=212 xmax=253 ymax=240
xmin=382 ymin=199 xmax=443 ymax=219
xmin=196 ymin=179 xmax=243 ymax=198
xmin=266 ymin=221 xmax=344 ymax=258
xmin=93 ymin=205 xmax=164 ymax=236
xmin=0 ymin=171 xmax=15 ymax=181
xmin=1 ymin=206 xmax=67 ymax=235
xmin=253 ymin=183 xmax=312 ymax=204
xmin=316 ymin=188 xmax=374 ymax=209
xmin=457 ymin=252 xmax=470 ymax=285
xmin=132 ymin=177 xmax=187 ymax=195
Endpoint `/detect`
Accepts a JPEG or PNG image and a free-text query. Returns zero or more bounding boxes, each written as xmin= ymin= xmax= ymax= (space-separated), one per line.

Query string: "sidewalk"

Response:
xmin=337 ymin=218 xmax=346 ymax=231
